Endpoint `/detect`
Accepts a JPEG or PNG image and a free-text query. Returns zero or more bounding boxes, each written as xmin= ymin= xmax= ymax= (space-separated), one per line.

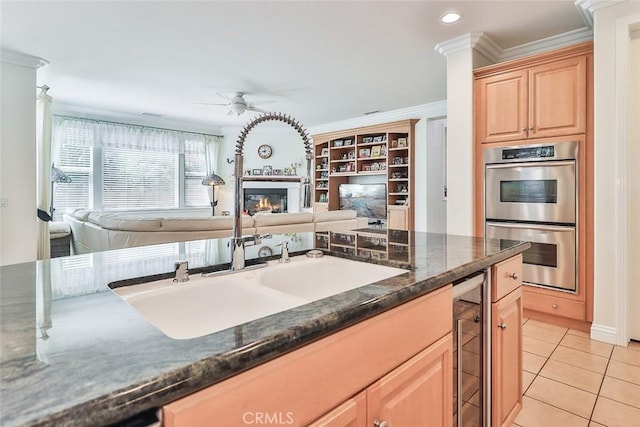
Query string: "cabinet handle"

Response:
xmin=552 ymin=303 xmax=558 ymax=309
xmin=522 ymin=127 xmax=527 ymax=132
xmin=498 ymin=322 xmax=507 ymax=330
xmin=374 ymin=420 xmax=389 ymax=427
xmin=509 ymin=272 xmax=518 ymax=280
xmin=529 ymin=126 xmax=534 ymax=131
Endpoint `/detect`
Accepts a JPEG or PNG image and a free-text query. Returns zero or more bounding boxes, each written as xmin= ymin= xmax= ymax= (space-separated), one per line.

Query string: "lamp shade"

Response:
xmin=51 ymin=166 xmax=72 ymax=183
xmin=201 ymin=173 xmax=225 ymax=186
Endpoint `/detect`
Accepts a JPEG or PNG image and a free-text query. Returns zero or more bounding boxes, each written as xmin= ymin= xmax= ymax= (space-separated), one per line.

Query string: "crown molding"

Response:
xmin=500 ymin=27 xmax=594 ymax=61
xmin=435 ymin=32 xmax=500 ymax=62
xmin=0 ymin=50 xmax=48 ymax=69
xmin=307 ymin=101 xmax=446 ymax=136
xmin=575 ymin=0 xmax=626 ymax=17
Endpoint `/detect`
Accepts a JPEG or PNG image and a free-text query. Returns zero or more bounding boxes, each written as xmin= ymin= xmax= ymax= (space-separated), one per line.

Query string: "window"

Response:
xmin=51 ymin=116 xmax=220 ymax=217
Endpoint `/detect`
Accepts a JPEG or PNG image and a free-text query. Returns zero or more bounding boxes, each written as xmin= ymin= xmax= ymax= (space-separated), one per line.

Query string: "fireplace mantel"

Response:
xmin=242 ymin=176 xmax=302 ymax=182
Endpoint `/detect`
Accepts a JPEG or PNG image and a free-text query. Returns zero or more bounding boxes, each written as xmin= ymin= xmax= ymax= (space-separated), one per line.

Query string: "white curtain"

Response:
xmin=204 ymin=135 xmax=222 ymax=175
xmin=36 ymin=88 xmax=52 ymax=260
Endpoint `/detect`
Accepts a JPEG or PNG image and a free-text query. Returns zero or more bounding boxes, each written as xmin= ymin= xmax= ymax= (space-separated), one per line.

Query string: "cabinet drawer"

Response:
xmin=522 ymin=288 xmax=585 ymax=320
xmin=492 ymin=255 xmax=523 ymax=302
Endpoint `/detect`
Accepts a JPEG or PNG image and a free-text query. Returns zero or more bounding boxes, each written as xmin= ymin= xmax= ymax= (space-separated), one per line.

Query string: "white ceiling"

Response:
xmin=1 ymin=1 xmax=588 ymax=131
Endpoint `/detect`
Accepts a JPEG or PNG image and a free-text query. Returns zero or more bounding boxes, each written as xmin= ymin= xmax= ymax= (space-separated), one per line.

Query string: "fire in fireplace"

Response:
xmin=244 ymin=188 xmax=288 ymax=215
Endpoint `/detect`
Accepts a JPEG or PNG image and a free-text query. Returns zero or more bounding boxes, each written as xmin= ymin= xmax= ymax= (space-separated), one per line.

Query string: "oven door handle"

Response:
xmin=485 ymin=160 xmax=575 ymax=170
xmin=486 ymin=221 xmax=575 ymax=232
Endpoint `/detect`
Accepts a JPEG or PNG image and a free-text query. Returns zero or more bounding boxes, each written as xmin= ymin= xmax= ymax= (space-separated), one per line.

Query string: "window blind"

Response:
xmin=184 ymin=140 xmax=209 ymax=207
xmin=102 ymin=148 xmax=178 ymax=210
xmin=54 ymin=142 xmax=93 ymax=220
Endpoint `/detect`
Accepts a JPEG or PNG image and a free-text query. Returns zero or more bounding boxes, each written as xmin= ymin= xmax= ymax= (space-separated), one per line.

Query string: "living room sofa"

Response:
xmin=63 ymin=208 xmax=368 ymax=254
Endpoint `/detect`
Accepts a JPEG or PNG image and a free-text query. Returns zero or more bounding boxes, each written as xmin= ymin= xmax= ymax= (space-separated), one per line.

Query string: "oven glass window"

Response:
xmin=500 ymin=180 xmax=557 ymax=203
xmin=500 ymin=239 xmax=558 ymax=268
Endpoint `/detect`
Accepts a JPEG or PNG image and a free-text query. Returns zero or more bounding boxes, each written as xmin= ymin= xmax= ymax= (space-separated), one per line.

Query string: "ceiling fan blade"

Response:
xmin=226 ymin=110 xmax=234 ymax=116
xmin=216 ymin=92 xmax=233 ymax=102
xmin=194 ymin=102 xmax=230 ymax=107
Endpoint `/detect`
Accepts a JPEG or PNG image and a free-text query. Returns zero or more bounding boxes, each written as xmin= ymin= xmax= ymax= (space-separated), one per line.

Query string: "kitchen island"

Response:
xmin=0 ymin=231 xmax=528 ymax=426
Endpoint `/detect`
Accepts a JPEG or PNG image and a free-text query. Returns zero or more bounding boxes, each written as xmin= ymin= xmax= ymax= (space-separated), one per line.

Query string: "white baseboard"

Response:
xmin=590 ymin=323 xmax=617 ymax=345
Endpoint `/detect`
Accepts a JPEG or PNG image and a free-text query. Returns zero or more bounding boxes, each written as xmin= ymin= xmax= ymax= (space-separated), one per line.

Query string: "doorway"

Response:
xmin=426 ymin=118 xmax=447 ymax=233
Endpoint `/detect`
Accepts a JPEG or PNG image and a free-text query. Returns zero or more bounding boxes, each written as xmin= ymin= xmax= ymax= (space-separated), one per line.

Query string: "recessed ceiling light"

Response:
xmin=441 ymin=12 xmax=462 ymax=24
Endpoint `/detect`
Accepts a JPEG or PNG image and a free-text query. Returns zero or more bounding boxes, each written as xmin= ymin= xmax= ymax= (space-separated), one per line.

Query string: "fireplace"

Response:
xmin=244 ymin=188 xmax=288 ymax=215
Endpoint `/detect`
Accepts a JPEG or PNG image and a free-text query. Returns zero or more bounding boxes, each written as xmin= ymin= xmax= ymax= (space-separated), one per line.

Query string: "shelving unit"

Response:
xmin=312 ymin=119 xmax=417 ymax=230
xmin=315 ymin=229 xmax=411 ymax=263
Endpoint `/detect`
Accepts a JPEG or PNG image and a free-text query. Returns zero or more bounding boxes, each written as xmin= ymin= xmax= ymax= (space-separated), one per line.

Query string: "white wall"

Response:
xmin=216 ymin=125 xmax=310 ymax=214
xmin=0 ymin=60 xmax=38 ymax=266
xmin=444 ymin=49 xmax=493 ymax=236
xmin=629 ymin=30 xmax=640 ymax=340
xmin=591 ymin=1 xmax=640 ymax=344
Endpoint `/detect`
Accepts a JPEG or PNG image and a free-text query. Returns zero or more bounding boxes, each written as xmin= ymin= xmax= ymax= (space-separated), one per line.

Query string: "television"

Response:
xmin=339 ymin=183 xmax=387 ymax=220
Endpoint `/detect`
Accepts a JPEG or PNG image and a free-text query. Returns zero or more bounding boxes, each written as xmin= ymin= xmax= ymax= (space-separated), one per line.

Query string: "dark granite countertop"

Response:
xmin=0 ymin=230 xmax=528 ymax=426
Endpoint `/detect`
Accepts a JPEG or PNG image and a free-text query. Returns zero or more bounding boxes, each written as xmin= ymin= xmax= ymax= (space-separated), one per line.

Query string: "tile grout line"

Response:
xmin=587 ymin=335 xmax=614 ymax=423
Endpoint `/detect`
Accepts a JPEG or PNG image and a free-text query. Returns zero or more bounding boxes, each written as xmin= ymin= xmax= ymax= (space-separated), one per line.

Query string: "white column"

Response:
xmin=0 ymin=51 xmax=48 ymax=266
xmin=435 ymin=33 xmax=499 ymax=236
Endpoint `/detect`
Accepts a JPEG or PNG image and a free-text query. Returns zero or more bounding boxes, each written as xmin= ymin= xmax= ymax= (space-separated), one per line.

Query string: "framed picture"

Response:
xmin=333 ymin=139 xmax=344 ymax=147
xmin=380 ymin=162 xmax=387 ymax=170
xmin=320 ymin=147 xmax=329 ymax=156
xmin=391 ymin=139 xmax=398 ymax=148
xmin=371 ymin=145 xmax=382 ymax=157
xmin=252 ymin=168 xmax=263 ymax=175
xmin=344 ymin=139 xmax=353 ymax=146
xmin=348 ymin=151 xmax=355 ymax=159
xmin=397 ymin=137 xmax=408 ymax=147
xmin=362 ymin=136 xmax=373 ymax=143
xmin=372 ymin=135 xmax=383 ymax=143
xmin=359 ymin=148 xmax=371 ymax=158
xmin=273 ymin=168 xmax=283 ymax=176
xmin=263 ymin=165 xmax=273 ymax=175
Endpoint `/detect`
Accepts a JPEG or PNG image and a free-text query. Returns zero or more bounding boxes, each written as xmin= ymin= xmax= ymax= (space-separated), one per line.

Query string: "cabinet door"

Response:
xmin=367 ymin=334 xmax=452 ymax=427
xmin=475 ymin=70 xmax=528 ymax=143
xmin=387 ymin=206 xmax=409 ymax=230
xmin=492 ymin=287 xmax=523 ymax=427
xmin=529 ymin=56 xmax=587 ymax=138
xmin=308 ymin=391 xmax=366 ymax=427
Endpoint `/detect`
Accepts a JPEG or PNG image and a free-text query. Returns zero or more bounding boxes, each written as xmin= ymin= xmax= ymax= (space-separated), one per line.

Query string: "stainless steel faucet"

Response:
xmin=230 ymin=112 xmax=312 ymax=271
xmin=173 ymin=260 xmax=189 ymax=283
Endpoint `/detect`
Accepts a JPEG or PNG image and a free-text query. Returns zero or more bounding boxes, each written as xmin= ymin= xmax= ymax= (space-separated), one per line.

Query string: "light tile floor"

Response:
xmin=514 ymin=318 xmax=640 ymax=427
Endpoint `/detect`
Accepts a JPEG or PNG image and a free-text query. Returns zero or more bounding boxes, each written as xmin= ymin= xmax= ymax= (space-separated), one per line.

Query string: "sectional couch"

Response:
xmin=63 ymin=208 xmax=368 ymax=254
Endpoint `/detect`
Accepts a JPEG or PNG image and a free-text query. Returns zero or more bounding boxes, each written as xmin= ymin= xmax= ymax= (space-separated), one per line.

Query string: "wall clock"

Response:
xmin=258 ymin=144 xmax=273 ymax=159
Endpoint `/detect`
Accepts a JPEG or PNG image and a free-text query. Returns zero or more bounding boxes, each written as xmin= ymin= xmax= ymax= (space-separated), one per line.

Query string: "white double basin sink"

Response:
xmin=111 ymin=255 xmax=407 ymax=339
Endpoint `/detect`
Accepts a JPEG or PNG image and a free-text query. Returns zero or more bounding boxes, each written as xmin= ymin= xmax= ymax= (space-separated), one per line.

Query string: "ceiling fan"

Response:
xmin=200 ymin=92 xmax=270 ymax=116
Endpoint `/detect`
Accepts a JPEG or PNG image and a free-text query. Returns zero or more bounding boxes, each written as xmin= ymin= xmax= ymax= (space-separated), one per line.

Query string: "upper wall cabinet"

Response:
xmin=475 ymin=44 xmax=589 ymax=144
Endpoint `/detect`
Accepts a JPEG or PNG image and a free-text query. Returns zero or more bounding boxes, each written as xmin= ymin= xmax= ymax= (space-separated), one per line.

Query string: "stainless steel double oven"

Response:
xmin=484 ymin=141 xmax=578 ymax=293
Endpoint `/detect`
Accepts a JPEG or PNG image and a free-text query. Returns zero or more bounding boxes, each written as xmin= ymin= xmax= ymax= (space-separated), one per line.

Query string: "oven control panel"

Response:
xmin=502 ymin=145 xmax=555 ymax=160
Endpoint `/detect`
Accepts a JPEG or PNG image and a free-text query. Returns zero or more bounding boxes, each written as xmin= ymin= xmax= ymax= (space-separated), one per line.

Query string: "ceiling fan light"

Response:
xmin=441 ymin=11 xmax=462 ymax=24
xmin=231 ymin=102 xmax=246 ymax=115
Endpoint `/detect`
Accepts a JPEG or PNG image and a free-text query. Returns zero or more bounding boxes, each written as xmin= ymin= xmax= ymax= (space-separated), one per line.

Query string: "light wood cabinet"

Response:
xmin=308 ymin=391 xmax=366 ymax=427
xmin=312 ymin=120 xmax=417 ymax=231
xmin=476 ymin=46 xmax=588 ymax=144
xmin=368 ymin=334 xmax=452 ymax=427
xmin=163 ymin=286 xmax=452 ymax=427
xmin=474 ymin=41 xmax=594 ymax=329
xmin=491 ymin=256 xmax=523 ymax=427
xmin=312 ymin=334 xmax=452 ymax=427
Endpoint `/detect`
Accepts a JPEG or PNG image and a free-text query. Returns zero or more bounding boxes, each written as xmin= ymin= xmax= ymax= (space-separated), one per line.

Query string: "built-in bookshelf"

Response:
xmin=312 ymin=119 xmax=417 ymax=230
